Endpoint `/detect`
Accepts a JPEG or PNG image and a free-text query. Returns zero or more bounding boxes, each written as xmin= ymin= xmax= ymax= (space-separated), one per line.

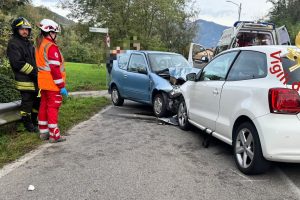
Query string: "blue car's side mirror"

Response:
xmin=137 ymin=67 xmax=147 ymax=75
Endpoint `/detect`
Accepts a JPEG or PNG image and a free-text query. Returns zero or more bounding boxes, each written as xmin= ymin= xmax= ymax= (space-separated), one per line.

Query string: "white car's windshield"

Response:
xmin=149 ymin=53 xmax=191 ymax=72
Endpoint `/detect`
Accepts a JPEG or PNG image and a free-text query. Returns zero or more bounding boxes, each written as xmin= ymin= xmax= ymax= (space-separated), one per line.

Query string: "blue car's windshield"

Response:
xmin=148 ymin=53 xmax=191 ymax=72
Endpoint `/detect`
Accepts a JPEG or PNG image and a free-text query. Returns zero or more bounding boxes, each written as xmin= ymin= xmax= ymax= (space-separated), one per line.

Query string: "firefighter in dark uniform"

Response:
xmin=7 ymin=17 xmax=40 ymax=132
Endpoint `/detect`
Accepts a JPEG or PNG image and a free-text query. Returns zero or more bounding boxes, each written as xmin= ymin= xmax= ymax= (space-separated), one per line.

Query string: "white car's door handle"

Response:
xmin=213 ymin=89 xmax=219 ymax=95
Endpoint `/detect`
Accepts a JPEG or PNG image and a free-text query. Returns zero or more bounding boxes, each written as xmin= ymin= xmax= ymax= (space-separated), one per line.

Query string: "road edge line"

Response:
xmin=277 ymin=168 xmax=300 ymax=200
xmin=0 ymin=105 xmax=112 ymax=179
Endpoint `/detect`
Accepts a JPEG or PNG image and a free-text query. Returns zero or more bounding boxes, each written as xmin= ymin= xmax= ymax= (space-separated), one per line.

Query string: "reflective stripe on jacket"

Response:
xmin=15 ymin=81 xmax=35 ymax=91
xmin=36 ymin=38 xmax=66 ymax=91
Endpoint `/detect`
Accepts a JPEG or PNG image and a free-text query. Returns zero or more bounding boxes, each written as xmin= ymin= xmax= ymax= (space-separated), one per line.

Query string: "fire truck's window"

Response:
xmin=233 ymin=32 xmax=273 ymax=47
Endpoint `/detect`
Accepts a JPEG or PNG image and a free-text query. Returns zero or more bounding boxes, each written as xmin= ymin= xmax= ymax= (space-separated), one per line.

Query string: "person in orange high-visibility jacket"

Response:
xmin=35 ymin=19 xmax=67 ymax=143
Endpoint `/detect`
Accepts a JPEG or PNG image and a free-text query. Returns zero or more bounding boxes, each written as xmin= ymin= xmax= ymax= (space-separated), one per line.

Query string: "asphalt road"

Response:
xmin=0 ymin=100 xmax=300 ymax=200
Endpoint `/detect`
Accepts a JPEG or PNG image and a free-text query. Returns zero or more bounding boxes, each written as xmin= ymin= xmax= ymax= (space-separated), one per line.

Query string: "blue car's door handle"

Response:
xmin=124 ymin=74 xmax=127 ymax=78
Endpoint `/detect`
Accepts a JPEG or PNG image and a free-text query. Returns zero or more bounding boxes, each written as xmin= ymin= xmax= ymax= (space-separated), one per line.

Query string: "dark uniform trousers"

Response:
xmin=20 ymin=91 xmax=40 ymax=116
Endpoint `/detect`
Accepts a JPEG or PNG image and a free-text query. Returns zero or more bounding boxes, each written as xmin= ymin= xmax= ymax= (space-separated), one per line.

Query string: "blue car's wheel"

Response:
xmin=153 ymin=93 xmax=167 ymax=117
xmin=111 ymin=86 xmax=124 ymax=106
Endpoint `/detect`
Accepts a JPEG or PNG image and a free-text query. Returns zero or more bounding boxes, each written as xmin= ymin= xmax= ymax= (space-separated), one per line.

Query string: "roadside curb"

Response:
xmin=69 ymin=90 xmax=110 ymax=98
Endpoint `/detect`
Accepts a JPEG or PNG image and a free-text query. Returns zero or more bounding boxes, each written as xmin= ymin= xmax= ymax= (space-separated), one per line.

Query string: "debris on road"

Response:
xmin=158 ymin=115 xmax=178 ymax=126
xmin=28 ymin=185 xmax=35 ymax=191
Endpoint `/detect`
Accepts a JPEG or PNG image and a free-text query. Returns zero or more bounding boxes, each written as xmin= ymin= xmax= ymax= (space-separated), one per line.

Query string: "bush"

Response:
xmin=0 ymin=58 xmax=14 ymax=78
xmin=0 ymin=58 xmax=20 ymax=103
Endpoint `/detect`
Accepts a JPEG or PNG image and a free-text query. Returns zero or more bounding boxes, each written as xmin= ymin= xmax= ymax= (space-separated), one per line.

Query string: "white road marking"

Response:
xmin=277 ymin=168 xmax=300 ymax=200
xmin=230 ymin=169 xmax=253 ymax=183
xmin=0 ymin=143 xmax=52 ymax=179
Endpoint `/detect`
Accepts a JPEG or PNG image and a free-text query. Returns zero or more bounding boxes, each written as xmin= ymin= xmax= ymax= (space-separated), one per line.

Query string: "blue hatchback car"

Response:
xmin=109 ymin=50 xmax=199 ymax=117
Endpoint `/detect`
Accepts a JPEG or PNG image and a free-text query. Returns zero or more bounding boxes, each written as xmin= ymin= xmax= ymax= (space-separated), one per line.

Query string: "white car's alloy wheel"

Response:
xmin=235 ymin=128 xmax=254 ymax=169
xmin=178 ymin=102 xmax=187 ymax=127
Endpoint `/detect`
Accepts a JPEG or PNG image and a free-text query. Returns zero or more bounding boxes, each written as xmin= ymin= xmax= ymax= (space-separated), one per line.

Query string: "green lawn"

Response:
xmin=65 ymin=62 xmax=108 ymax=92
xmin=0 ymin=96 xmax=110 ymax=168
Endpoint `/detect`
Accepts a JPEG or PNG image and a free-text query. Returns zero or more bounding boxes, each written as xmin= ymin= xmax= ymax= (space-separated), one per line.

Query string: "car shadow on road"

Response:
xmin=108 ymin=101 xmax=298 ymax=178
xmin=185 ymin=125 xmax=233 ymax=155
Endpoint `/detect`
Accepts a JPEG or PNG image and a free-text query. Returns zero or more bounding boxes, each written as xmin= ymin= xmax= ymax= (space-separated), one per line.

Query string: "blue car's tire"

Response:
xmin=153 ymin=93 xmax=167 ymax=117
xmin=111 ymin=86 xmax=124 ymax=106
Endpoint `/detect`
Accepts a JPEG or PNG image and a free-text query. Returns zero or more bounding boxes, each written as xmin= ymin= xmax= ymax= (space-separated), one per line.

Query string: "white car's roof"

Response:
xmin=223 ymin=45 xmax=297 ymax=55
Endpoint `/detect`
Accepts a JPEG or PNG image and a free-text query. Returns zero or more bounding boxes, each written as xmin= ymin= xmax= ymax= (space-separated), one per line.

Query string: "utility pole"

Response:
xmin=226 ymin=0 xmax=242 ymax=21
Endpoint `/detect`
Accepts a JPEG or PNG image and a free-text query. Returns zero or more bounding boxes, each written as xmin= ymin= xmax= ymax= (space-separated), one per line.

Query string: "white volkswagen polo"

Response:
xmin=177 ymin=45 xmax=300 ymax=174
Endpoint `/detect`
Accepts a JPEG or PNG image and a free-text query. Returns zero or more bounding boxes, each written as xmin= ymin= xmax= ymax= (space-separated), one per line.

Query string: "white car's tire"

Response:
xmin=233 ymin=122 xmax=270 ymax=175
xmin=178 ymin=100 xmax=189 ymax=130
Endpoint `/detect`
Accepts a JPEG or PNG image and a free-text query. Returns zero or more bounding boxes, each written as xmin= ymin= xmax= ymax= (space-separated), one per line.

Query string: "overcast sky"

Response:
xmin=32 ymin=0 xmax=273 ymax=26
xmin=195 ymin=0 xmax=273 ymax=26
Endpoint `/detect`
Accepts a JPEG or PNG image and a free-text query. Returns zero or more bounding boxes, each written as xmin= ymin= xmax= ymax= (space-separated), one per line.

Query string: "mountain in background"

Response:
xmin=32 ymin=6 xmax=75 ymax=26
xmin=193 ymin=19 xmax=229 ymax=48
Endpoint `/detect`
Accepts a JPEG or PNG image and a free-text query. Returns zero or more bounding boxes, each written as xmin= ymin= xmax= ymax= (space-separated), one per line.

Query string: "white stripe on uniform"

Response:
xmin=48 ymin=60 xmax=60 ymax=65
xmin=38 ymin=121 xmax=48 ymax=125
xmin=48 ymin=124 xmax=57 ymax=128
xmin=54 ymin=79 xmax=64 ymax=84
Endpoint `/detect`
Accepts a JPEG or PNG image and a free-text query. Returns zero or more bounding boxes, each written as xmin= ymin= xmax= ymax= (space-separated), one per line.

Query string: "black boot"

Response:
xmin=21 ymin=114 xmax=37 ymax=133
xmin=31 ymin=112 xmax=38 ymax=128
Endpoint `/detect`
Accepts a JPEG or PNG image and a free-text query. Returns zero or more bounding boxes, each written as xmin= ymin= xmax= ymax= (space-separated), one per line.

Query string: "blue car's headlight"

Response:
xmin=169 ymin=85 xmax=181 ymax=98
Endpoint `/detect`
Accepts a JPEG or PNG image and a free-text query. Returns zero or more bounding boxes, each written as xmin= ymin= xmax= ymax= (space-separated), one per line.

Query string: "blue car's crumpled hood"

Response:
xmin=168 ymin=67 xmax=201 ymax=81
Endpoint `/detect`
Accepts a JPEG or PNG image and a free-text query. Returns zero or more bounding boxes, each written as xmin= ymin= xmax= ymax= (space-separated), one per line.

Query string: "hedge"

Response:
xmin=0 ymin=58 xmax=20 ymax=103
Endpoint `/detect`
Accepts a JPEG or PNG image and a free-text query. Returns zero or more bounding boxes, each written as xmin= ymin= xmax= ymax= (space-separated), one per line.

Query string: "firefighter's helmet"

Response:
xmin=39 ymin=19 xmax=60 ymax=33
xmin=11 ymin=17 xmax=32 ymax=34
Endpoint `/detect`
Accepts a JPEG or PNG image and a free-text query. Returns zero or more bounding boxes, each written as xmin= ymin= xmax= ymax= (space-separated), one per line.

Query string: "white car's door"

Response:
xmin=216 ymin=50 xmax=269 ymax=141
xmin=188 ymin=51 xmax=238 ymax=130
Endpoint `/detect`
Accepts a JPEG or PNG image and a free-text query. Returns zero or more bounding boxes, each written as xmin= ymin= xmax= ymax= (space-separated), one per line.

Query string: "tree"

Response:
xmin=62 ymin=0 xmax=198 ymax=53
xmin=0 ymin=0 xmax=30 ymax=14
xmin=268 ymin=0 xmax=300 ymax=43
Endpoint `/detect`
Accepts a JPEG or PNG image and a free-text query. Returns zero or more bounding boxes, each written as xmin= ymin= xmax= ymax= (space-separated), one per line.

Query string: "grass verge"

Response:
xmin=65 ymin=62 xmax=108 ymax=92
xmin=0 ymin=96 xmax=110 ymax=168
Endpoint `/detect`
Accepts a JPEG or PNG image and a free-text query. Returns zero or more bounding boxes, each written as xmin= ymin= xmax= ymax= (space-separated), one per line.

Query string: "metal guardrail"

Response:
xmin=0 ymin=91 xmax=110 ymax=126
xmin=0 ymin=101 xmax=21 ymax=126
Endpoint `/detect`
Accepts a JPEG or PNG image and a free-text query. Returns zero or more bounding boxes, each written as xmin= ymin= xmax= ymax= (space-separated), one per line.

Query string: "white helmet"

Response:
xmin=39 ymin=19 xmax=60 ymax=33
